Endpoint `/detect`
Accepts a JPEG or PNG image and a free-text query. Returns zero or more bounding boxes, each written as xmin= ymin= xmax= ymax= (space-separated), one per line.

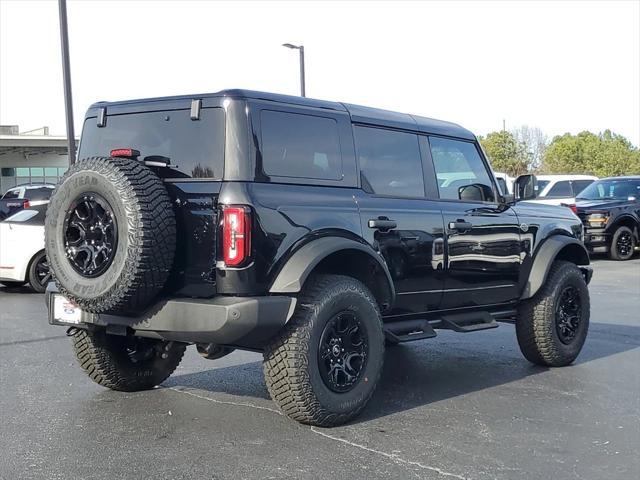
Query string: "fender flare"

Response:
xmin=521 ymin=235 xmax=590 ymax=299
xmin=269 ymin=236 xmax=396 ymax=305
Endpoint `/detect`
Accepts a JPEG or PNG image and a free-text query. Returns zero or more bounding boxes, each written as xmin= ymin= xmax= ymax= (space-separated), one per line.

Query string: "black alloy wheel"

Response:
xmin=63 ymin=193 xmax=117 ymax=278
xmin=318 ymin=311 xmax=369 ymax=393
xmin=555 ymin=286 xmax=582 ymax=345
xmin=615 ymin=230 xmax=634 ymax=258
xmin=34 ymin=254 xmax=51 ymax=289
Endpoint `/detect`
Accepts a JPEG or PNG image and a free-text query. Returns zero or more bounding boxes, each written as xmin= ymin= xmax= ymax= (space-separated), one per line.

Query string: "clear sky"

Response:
xmin=1 ymin=0 xmax=639 ymax=146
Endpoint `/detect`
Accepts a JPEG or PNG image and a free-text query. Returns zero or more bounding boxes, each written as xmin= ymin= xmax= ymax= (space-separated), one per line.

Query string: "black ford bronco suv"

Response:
xmin=45 ymin=90 xmax=592 ymax=427
xmin=575 ymin=176 xmax=640 ymax=261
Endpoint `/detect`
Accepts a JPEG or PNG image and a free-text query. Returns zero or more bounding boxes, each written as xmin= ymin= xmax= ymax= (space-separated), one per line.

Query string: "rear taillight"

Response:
xmin=23 ymin=199 xmax=30 ymax=209
xmin=564 ymin=203 xmax=578 ymax=214
xmin=222 ymin=206 xmax=251 ymax=267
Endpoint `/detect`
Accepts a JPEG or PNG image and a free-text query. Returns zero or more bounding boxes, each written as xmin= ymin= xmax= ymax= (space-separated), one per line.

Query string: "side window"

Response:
xmin=429 ymin=137 xmax=495 ymax=202
xmin=571 ymin=180 xmax=594 ymax=196
xmin=354 ymin=126 xmax=424 ymax=197
xmin=260 ymin=110 xmax=342 ymax=180
xmin=545 ymin=181 xmax=572 ymax=197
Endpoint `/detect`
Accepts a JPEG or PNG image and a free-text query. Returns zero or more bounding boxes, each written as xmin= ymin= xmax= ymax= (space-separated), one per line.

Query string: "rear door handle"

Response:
xmin=368 ymin=218 xmax=397 ymax=230
xmin=448 ymin=220 xmax=473 ymax=232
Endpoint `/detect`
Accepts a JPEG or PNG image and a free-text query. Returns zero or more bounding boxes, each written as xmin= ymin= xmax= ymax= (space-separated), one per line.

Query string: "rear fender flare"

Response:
xmin=269 ymin=237 xmax=396 ymax=306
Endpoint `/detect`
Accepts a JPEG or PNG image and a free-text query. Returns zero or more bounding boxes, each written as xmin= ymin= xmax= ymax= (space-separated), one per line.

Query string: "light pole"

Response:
xmin=58 ymin=0 xmax=76 ymax=164
xmin=282 ymin=43 xmax=305 ymax=97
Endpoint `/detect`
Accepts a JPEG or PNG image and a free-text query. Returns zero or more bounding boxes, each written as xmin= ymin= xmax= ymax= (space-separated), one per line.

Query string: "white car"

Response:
xmin=0 ymin=205 xmax=50 ymax=292
xmin=529 ymin=175 xmax=598 ymax=206
xmin=493 ymin=172 xmax=514 ymax=194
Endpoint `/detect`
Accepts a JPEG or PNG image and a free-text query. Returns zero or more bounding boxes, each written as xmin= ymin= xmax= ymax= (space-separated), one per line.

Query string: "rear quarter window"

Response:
xmin=260 ymin=110 xmax=343 ymax=181
xmin=79 ymin=108 xmax=225 ymax=180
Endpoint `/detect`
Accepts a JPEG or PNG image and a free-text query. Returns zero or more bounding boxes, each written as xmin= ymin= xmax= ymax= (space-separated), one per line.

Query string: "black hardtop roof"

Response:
xmin=90 ymin=89 xmax=476 ymax=140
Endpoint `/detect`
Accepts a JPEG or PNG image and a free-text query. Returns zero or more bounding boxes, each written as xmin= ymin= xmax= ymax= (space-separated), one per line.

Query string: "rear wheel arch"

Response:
xmin=522 ymin=236 xmax=590 ymax=300
xmin=269 ymin=237 xmax=395 ymax=313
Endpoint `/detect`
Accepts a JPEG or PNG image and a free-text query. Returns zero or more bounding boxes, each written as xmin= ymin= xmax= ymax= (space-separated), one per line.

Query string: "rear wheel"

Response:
xmin=28 ymin=251 xmax=50 ymax=293
xmin=609 ymin=226 xmax=635 ymax=261
xmin=516 ymin=261 xmax=589 ymax=367
xmin=71 ymin=328 xmax=186 ymax=391
xmin=263 ymin=274 xmax=385 ymax=427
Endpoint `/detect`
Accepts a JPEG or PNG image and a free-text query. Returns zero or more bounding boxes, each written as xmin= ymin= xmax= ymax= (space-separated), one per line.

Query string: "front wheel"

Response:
xmin=609 ymin=226 xmax=636 ymax=261
xmin=71 ymin=329 xmax=186 ymax=391
xmin=263 ymin=275 xmax=385 ymax=427
xmin=516 ymin=261 xmax=590 ymax=367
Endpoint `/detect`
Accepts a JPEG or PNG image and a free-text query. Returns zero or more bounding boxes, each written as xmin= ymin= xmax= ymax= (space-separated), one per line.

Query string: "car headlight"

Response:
xmin=587 ymin=213 xmax=609 ymax=228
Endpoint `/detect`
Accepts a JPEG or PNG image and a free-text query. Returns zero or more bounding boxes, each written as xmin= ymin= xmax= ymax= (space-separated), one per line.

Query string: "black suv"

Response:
xmin=575 ymin=176 xmax=640 ymax=260
xmin=45 ymin=90 xmax=592 ymax=427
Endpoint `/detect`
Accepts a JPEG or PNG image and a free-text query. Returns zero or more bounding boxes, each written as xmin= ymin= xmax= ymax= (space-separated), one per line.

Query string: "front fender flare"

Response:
xmin=269 ymin=237 xmax=395 ymax=305
xmin=521 ymin=235 xmax=590 ymax=299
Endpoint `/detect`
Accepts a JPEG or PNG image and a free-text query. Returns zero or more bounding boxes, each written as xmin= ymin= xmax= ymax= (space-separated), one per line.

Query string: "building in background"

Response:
xmin=0 ymin=125 xmax=77 ymax=195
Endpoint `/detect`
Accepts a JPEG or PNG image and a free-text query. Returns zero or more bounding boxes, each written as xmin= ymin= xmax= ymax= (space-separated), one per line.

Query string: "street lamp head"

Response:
xmin=282 ymin=43 xmax=300 ymax=50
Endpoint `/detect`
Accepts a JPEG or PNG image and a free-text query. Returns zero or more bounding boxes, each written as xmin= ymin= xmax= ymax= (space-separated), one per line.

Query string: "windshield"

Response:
xmin=576 ymin=179 xmax=640 ymax=201
xmin=536 ymin=180 xmax=550 ymax=192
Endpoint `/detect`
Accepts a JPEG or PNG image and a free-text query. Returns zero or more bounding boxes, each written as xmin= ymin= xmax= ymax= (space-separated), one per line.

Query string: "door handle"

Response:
xmin=368 ymin=218 xmax=397 ymax=230
xmin=448 ymin=220 xmax=473 ymax=232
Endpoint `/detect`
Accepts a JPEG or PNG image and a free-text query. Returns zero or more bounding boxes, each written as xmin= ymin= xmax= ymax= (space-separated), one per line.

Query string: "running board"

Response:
xmin=440 ymin=311 xmax=498 ymax=332
xmin=384 ymin=319 xmax=437 ymax=343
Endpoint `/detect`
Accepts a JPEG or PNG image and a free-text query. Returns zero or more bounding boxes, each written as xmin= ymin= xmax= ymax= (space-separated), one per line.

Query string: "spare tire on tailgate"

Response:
xmin=45 ymin=156 xmax=176 ymax=314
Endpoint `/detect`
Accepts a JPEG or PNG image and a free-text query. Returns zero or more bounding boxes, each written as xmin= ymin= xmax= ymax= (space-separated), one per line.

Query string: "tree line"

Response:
xmin=478 ymin=127 xmax=640 ymax=178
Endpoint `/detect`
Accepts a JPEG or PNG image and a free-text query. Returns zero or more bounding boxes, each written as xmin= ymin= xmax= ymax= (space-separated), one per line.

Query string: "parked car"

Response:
xmin=0 ymin=204 xmax=50 ymax=292
xmin=493 ymin=171 xmax=514 ymax=195
xmin=527 ymin=175 xmax=597 ymax=207
xmin=575 ymin=176 xmax=640 ymax=260
xmin=44 ymin=89 xmax=592 ymax=427
xmin=0 ymin=183 xmax=55 ymax=220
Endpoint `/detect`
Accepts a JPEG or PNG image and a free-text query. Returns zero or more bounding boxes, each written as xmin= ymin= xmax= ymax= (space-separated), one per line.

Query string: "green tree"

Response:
xmin=479 ymin=131 xmax=530 ymax=176
xmin=541 ymin=130 xmax=640 ymax=177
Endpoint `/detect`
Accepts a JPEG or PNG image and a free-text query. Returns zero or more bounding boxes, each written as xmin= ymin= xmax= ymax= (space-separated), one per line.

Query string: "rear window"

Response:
xmin=545 ymin=181 xmax=572 ymax=197
xmin=79 ymin=108 xmax=225 ymax=179
xmin=572 ymin=179 xmax=594 ymax=196
xmin=25 ymin=187 xmax=53 ymax=201
xmin=260 ymin=110 xmax=342 ymax=181
xmin=3 ymin=209 xmax=39 ymax=223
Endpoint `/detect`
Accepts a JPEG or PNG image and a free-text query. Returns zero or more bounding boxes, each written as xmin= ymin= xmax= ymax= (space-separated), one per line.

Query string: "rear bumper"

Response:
xmin=46 ymin=284 xmax=296 ymax=350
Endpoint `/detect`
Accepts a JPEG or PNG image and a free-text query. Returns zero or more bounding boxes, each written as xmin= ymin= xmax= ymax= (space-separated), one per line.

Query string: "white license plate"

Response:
xmin=53 ymin=295 xmax=82 ymax=324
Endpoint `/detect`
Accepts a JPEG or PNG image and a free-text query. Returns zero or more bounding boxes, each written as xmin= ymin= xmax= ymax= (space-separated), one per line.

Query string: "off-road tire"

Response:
xmin=609 ymin=226 xmax=636 ymax=261
xmin=516 ymin=261 xmax=590 ymax=367
xmin=45 ymin=156 xmax=176 ymax=314
xmin=263 ymin=274 xmax=385 ymax=427
xmin=71 ymin=328 xmax=186 ymax=391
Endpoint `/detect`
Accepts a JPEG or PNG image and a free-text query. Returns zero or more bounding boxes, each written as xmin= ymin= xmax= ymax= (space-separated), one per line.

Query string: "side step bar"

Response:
xmin=383 ymin=309 xmax=514 ymax=344
xmin=440 ymin=311 xmax=498 ymax=332
xmin=384 ymin=319 xmax=437 ymax=344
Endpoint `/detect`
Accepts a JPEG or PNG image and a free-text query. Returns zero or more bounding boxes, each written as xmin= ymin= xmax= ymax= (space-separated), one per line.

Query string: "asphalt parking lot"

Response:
xmin=1 ymin=258 xmax=638 ymax=480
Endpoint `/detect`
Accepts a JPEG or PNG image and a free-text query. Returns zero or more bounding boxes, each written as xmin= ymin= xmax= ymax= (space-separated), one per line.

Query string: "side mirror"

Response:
xmin=458 ymin=183 xmax=494 ymax=202
xmin=514 ymin=174 xmax=537 ymax=201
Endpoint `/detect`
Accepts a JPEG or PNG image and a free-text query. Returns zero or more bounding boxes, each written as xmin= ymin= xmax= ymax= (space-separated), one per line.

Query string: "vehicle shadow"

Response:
xmin=0 ymin=285 xmax=39 ymax=294
xmin=165 ymin=321 xmax=640 ymax=424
